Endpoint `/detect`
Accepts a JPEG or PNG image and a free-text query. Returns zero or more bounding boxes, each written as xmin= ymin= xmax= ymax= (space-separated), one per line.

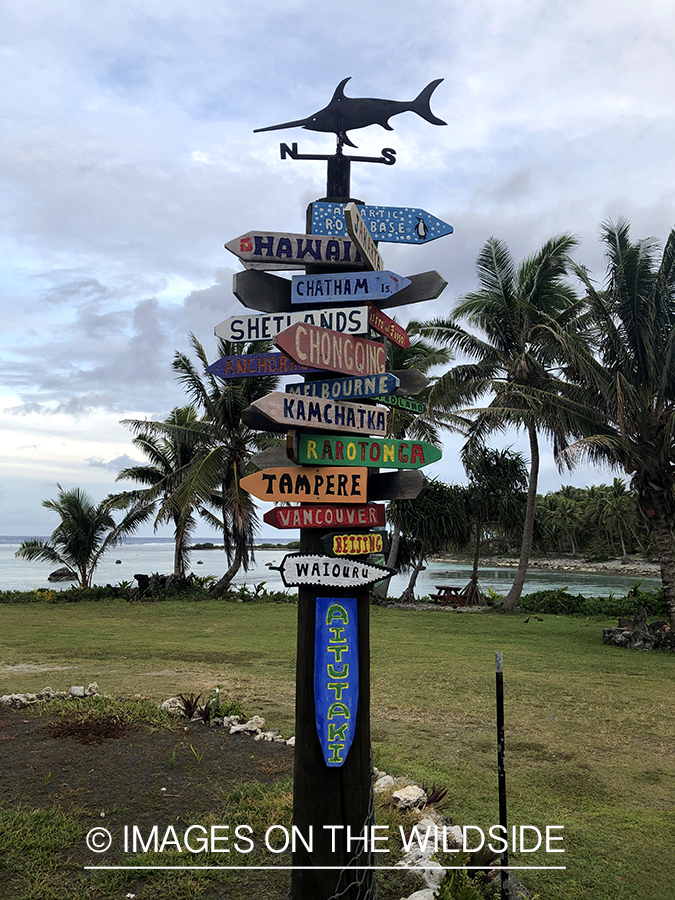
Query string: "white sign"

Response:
xmin=215 ymin=306 xmax=369 ymax=342
xmin=272 ymin=553 xmax=394 ymax=588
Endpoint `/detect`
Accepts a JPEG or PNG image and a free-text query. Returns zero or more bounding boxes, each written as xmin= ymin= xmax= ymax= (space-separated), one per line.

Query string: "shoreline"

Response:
xmin=429 ymin=554 xmax=661 ymax=579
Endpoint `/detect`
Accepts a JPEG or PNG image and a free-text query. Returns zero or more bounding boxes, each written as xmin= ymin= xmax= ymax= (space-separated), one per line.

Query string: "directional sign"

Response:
xmin=206 ymin=352 xmax=320 ymax=380
xmin=232 ymin=268 xmax=446 ymax=313
xmin=246 ymin=393 xmax=388 ymax=436
xmin=367 ymin=303 xmax=410 ymax=349
xmin=344 ymin=203 xmax=383 ymax=271
xmin=239 ymin=467 xmax=367 ymax=503
xmin=315 ymin=597 xmax=359 ymax=767
xmin=369 ymin=470 xmax=427 ymax=501
xmin=263 ymin=503 xmax=386 ymax=530
xmin=310 ymin=202 xmax=454 ymax=244
xmin=215 ymin=306 xmax=369 ymax=343
xmin=285 ymin=372 xmax=399 ymax=402
xmin=275 ymin=323 xmax=386 ymax=377
xmin=272 ymin=553 xmax=394 ymax=588
xmin=224 ymin=232 xmax=366 ymax=270
xmin=291 ymin=271 xmax=410 ymax=305
xmin=321 ymin=532 xmax=389 ymax=558
xmin=375 ymin=394 xmax=426 ymax=414
xmin=390 ymin=369 xmax=430 ymax=397
xmin=289 ymin=432 xmax=442 ymax=470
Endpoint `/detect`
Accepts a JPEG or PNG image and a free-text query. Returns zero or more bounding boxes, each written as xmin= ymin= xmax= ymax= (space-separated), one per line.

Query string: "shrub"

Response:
xmin=517 ymin=583 xmax=667 ymax=618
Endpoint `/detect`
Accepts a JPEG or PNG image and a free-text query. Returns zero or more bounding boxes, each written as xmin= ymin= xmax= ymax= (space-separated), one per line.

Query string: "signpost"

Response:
xmin=263 ymin=503 xmax=386 ymax=530
xmin=321 ymin=531 xmax=388 ymax=557
xmin=214 ymin=306 xmax=368 ymax=342
xmin=206 ymin=352 xmax=319 ymax=380
xmin=310 ymin=201 xmax=454 ymax=244
xmin=224 ymin=232 xmax=367 ymax=270
xmin=289 ymin=431 xmax=442 ymax=469
xmin=375 ymin=393 xmax=427 ymax=414
xmin=367 ymin=302 xmax=410 ymax=348
xmin=272 ymin=553 xmax=393 ymax=588
xmin=368 ymin=469 xmax=427 ymax=501
xmin=285 ymin=371 xmax=399 ymax=401
xmin=344 ymin=202 xmax=384 ymax=271
xmin=239 ymin=466 xmax=368 ymax=503
xmin=245 ymin=393 xmax=388 ymax=437
xmin=291 ymin=270 xmax=409 ymax=305
xmin=275 ymin=322 xmax=387 ymax=376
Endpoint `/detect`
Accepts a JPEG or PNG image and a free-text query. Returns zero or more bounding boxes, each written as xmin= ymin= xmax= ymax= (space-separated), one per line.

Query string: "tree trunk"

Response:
xmin=209 ymin=547 xmax=244 ymax=596
xmin=619 ymin=530 xmax=628 ymax=563
xmin=173 ymin=514 xmax=189 ymax=578
xmin=462 ymin=524 xmax=487 ymax=606
xmin=373 ymin=523 xmax=400 ymax=601
xmin=649 ymin=493 xmax=675 ymax=631
xmin=502 ymin=425 xmax=539 ymax=610
xmin=400 ymin=556 xmax=425 ymax=604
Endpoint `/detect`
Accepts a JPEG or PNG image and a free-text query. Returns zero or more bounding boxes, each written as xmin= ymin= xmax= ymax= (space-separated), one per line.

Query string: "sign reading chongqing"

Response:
xmin=291 ymin=433 xmax=442 ymax=469
xmin=263 ymin=503 xmax=386 ymax=530
xmin=291 ymin=271 xmax=409 ymax=305
xmin=224 ymin=232 xmax=366 ymax=270
xmin=214 ymin=306 xmax=368 ymax=342
xmin=248 ymin=393 xmax=388 ymax=437
xmin=275 ymin=323 xmax=386 ymax=377
xmin=239 ymin=467 xmax=367 ymax=503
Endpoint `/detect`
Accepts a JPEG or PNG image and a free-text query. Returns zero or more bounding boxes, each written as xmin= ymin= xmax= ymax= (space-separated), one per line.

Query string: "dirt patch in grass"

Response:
xmin=46 ymin=715 xmax=131 ymax=744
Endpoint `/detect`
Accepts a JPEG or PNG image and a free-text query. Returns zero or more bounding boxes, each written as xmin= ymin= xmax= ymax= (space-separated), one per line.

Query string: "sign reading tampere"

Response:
xmin=285 ymin=372 xmax=399 ymax=401
xmin=292 ymin=433 xmax=442 ymax=469
xmin=249 ymin=393 xmax=388 ymax=436
xmin=291 ymin=271 xmax=410 ymax=305
xmin=263 ymin=503 xmax=386 ymax=530
xmin=225 ymin=232 xmax=366 ymax=269
xmin=206 ymin=352 xmax=319 ymax=379
xmin=315 ymin=597 xmax=358 ymax=767
xmin=215 ymin=306 xmax=368 ymax=342
xmin=239 ymin=467 xmax=367 ymax=503
xmin=275 ymin=554 xmax=392 ymax=588
xmin=310 ymin=202 xmax=454 ymax=244
xmin=275 ymin=323 xmax=386 ymax=377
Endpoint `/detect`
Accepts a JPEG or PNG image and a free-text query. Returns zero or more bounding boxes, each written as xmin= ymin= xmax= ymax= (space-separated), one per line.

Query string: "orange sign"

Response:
xmin=239 ymin=467 xmax=368 ymax=503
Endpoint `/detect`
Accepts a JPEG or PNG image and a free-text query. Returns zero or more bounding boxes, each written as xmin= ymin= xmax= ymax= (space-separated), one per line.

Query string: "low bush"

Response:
xmin=517 ymin=582 xmax=667 ymax=618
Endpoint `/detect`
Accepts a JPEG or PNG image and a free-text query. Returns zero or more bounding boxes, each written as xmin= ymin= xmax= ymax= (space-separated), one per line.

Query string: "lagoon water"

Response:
xmin=0 ymin=537 xmax=660 ymax=598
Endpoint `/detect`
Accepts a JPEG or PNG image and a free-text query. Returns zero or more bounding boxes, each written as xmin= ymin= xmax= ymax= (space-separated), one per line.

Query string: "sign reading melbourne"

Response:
xmin=315 ymin=598 xmax=358 ymax=767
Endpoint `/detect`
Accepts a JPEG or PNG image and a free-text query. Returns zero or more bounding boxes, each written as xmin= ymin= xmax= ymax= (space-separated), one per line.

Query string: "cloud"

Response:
xmin=86 ymin=453 xmax=141 ymax=471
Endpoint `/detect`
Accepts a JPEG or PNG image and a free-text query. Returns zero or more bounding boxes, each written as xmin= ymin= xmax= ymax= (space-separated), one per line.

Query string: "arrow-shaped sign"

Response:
xmin=271 ymin=553 xmax=394 ymax=588
xmin=206 ymin=352 xmax=320 ymax=380
xmin=367 ymin=303 xmax=410 ymax=349
xmin=291 ymin=271 xmax=409 ymax=305
xmin=239 ymin=466 xmax=368 ymax=503
xmin=245 ymin=393 xmax=388 ymax=437
xmin=310 ymin=202 xmax=454 ymax=244
xmin=232 ymin=268 xmax=447 ymax=313
xmin=225 ymin=232 xmax=366 ymax=270
xmin=275 ymin=323 xmax=386 ymax=377
xmin=285 ymin=372 xmax=399 ymax=402
xmin=344 ymin=203 xmax=384 ymax=271
xmin=288 ymin=431 xmax=442 ymax=470
xmin=389 ymin=369 xmax=430 ymax=397
xmin=375 ymin=394 xmax=427 ymax=414
xmin=215 ymin=306 xmax=369 ymax=343
xmin=263 ymin=503 xmax=386 ymax=530
xmin=321 ymin=531 xmax=389 ymax=558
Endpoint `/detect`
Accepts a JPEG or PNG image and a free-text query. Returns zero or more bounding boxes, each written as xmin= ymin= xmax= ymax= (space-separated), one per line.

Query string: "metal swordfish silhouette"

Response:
xmin=253 ymin=77 xmax=446 ymax=148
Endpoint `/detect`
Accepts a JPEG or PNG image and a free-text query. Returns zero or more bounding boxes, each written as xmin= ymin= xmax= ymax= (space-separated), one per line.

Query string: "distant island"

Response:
xmin=190 ymin=541 xmax=300 ymax=551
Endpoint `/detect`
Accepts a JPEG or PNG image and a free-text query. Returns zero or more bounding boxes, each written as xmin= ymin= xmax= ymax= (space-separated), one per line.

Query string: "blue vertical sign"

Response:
xmin=314 ymin=597 xmax=359 ymax=767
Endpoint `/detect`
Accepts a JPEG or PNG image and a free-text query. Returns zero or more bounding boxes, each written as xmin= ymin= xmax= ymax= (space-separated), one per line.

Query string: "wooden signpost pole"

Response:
xmin=291 ymin=155 xmax=375 ymax=900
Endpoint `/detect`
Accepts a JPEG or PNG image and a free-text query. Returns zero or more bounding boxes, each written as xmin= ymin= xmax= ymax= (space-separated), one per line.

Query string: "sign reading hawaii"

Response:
xmin=314 ymin=598 xmax=358 ymax=767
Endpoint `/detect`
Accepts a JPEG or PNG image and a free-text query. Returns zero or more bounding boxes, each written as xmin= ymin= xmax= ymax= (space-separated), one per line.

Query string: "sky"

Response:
xmin=1 ymin=0 xmax=674 ymax=538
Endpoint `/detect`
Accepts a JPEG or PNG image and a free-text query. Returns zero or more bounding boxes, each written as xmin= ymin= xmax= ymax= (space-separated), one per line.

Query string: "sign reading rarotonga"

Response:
xmin=344 ymin=203 xmax=384 ymax=271
xmin=290 ymin=271 xmax=410 ymax=305
xmin=375 ymin=393 xmax=427 ymax=414
xmin=321 ymin=532 xmax=388 ymax=557
xmin=285 ymin=372 xmax=399 ymax=401
xmin=273 ymin=554 xmax=393 ymax=588
xmin=224 ymin=232 xmax=366 ymax=270
xmin=366 ymin=303 xmax=410 ymax=349
xmin=263 ymin=503 xmax=386 ymax=530
xmin=290 ymin=432 xmax=442 ymax=470
xmin=214 ymin=306 xmax=368 ymax=342
xmin=275 ymin=323 xmax=386 ymax=377
xmin=206 ymin=352 xmax=320 ymax=379
xmin=314 ymin=598 xmax=358 ymax=767
xmin=248 ymin=393 xmax=388 ymax=437
xmin=239 ymin=467 xmax=367 ymax=503
xmin=310 ymin=201 xmax=454 ymax=244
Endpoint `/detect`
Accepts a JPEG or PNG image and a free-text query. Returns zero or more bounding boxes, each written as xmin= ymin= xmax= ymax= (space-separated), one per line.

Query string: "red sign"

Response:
xmin=275 ymin=323 xmax=386 ymax=377
xmin=263 ymin=503 xmax=386 ymax=530
xmin=367 ymin=303 xmax=410 ymax=349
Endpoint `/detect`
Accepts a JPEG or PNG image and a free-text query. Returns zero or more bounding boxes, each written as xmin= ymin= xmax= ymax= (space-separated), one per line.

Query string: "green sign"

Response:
xmin=295 ymin=433 xmax=441 ymax=470
xmin=374 ymin=394 xmax=426 ymax=414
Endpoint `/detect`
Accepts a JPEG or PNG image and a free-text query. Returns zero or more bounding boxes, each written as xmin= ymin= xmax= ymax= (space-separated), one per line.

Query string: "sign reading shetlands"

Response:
xmin=315 ymin=598 xmax=358 ymax=767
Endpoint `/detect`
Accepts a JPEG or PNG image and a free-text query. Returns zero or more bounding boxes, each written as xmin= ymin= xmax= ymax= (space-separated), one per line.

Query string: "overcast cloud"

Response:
xmin=1 ymin=0 xmax=674 ymax=535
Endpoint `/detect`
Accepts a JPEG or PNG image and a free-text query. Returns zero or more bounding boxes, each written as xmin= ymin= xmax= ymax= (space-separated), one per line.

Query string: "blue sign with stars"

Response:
xmin=309 ymin=202 xmax=454 ymax=244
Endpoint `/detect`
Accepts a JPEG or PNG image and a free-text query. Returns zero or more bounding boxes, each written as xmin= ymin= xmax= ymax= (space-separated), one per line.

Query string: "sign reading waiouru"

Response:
xmin=285 ymin=372 xmax=399 ymax=402
xmin=215 ymin=306 xmax=368 ymax=342
xmin=314 ymin=598 xmax=358 ymax=767
xmin=310 ymin=201 xmax=454 ymax=244
xmin=239 ymin=467 xmax=367 ymax=503
xmin=248 ymin=393 xmax=388 ymax=436
xmin=275 ymin=323 xmax=386 ymax=376
xmin=274 ymin=554 xmax=393 ymax=588
xmin=206 ymin=352 xmax=319 ymax=379
xmin=290 ymin=432 xmax=442 ymax=469
xmin=224 ymin=232 xmax=366 ymax=270
xmin=291 ymin=271 xmax=410 ymax=305
xmin=263 ymin=503 xmax=386 ymax=530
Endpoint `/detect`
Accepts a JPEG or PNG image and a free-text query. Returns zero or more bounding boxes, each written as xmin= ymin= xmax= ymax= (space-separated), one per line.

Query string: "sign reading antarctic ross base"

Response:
xmin=215 ymin=307 xmax=368 ymax=342
xmin=239 ymin=467 xmax=368 ymax=503
xmin=263 ymin=503 xmax=386 ymax=530
xmin=291 ymin=271 xmax=410 ymax=305
xmin=291 ymin=433 xmax=442 ymax=469
xmin=249 ymin=393 xmax=388 ymax=436
xmin=275 ymin=323 xmax=387 ymax=377
xmin=314 ymin=598 xmax=358 ymax=767
xmin=310 ymin=202 xmax=454 ymax=244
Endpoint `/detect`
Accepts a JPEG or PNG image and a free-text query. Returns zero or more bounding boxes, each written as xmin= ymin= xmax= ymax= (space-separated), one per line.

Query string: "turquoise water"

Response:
xmin=0 ymin=539 xmax=660 ymax=597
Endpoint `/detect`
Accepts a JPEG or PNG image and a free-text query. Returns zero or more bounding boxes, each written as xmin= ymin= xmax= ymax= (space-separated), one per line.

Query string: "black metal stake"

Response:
xmin=496 ymin=652 xmax=510 ymax=900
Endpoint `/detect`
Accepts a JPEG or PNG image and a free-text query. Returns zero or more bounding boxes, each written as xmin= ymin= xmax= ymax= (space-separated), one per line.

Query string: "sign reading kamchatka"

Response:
xmin=315 ymin=598 xmax=358 ymax=767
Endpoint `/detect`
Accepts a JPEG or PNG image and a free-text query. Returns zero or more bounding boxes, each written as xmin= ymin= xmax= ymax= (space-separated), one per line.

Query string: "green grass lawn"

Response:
xmin=1 ymin=600 xmax=673 ymax=900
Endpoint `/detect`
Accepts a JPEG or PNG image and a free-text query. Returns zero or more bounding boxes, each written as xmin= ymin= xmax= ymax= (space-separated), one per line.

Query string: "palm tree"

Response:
xmin=116 ymin=406 xmax=205 ymax=578
xmin=421 ymin=233 xmax=590 ymax=609
xmin=566 ymin=219 xmax=675 ymax=627
xmin=15 ymin=486 xmax=152 ymax=588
